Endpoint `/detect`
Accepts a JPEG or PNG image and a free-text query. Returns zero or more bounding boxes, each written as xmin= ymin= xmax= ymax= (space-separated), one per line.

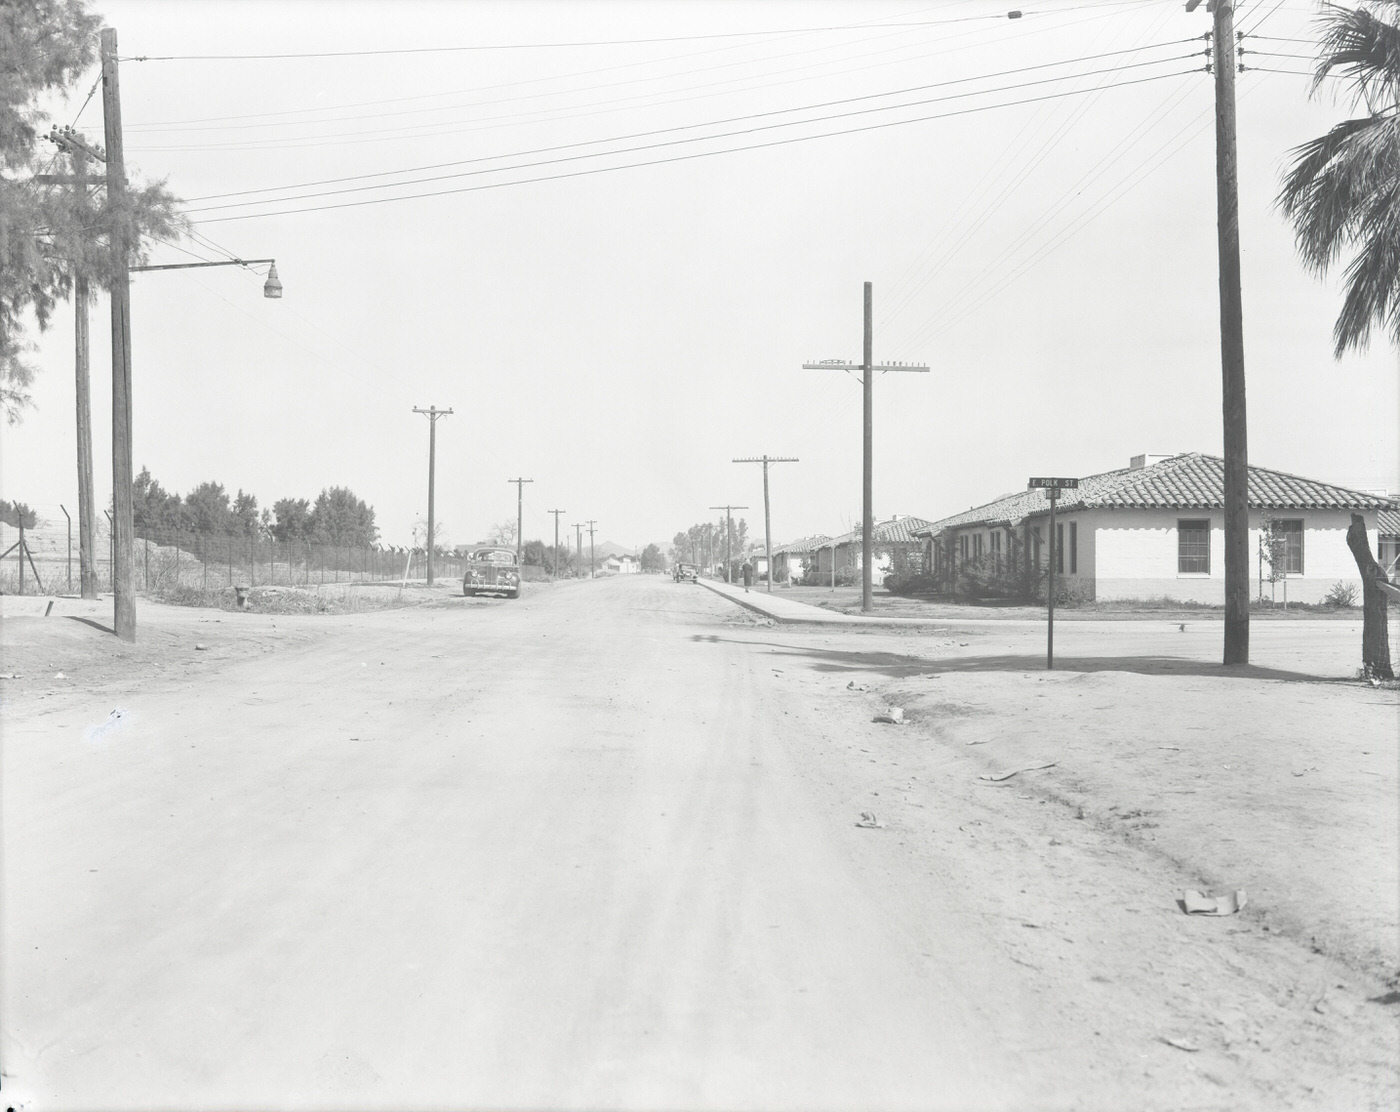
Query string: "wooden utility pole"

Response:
xmin=101 ymin=27 xmax=135 ymax=640
xmin=732 ymin=457 xmax=796 ymax=593
xmin=573 ymin=522 xmax=584 ymax=571
xmin=548 ymin=508 xmax=566 ymax=578
xmin=413 ymin=406 xmax=452 ymax=585
xmin=584 ymin=520 xmax=597 ymax=579
xmin=42 ymin=129 xmax=104 ymax=600
xmin=709 ymin=504 xmax=748 ymax=582
xmin=1187 ymin=0 xmax=1249 ymax=664
xmin=508 ymin=477 xmax=533 ymax=564
xmin=804 ymin=283 xmax=928 ymax=612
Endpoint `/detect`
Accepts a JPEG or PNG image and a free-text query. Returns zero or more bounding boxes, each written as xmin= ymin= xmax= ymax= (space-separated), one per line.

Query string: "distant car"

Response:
xmin=674 ymin=563 xmax=698 ymax=583
xmin=463 ymin=547 xmax=522 ymax=599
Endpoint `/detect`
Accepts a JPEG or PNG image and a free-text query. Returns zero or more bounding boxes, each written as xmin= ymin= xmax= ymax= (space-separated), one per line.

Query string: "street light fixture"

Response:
xmin=131 ymin=258 xmax=283 ymax=299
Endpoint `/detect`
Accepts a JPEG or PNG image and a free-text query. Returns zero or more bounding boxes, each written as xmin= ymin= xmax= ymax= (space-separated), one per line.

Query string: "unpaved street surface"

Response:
xmin=3 ymin=577 xmax=1397 ymax=1111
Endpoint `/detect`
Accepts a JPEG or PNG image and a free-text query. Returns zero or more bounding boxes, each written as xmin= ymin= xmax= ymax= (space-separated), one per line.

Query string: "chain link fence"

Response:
xmin=1 ymin=505 xmax=464 ymax=596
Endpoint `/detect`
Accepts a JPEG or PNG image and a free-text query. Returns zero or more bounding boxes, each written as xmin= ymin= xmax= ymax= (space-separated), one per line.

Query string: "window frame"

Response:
xmin=1177 ymin=519 xmax=1211 ymax=575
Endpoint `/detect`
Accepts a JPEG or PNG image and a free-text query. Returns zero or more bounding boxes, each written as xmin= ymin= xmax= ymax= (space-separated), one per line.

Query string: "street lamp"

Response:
xmin=131 ymin=258 xmax=282 ymax=298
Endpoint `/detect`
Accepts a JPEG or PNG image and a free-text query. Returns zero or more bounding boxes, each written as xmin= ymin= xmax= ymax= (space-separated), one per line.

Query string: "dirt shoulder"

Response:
xmin=778 ymin=583 xmax=1373 ymax=623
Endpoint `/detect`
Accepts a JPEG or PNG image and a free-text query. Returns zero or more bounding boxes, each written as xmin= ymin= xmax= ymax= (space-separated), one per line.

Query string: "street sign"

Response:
xmin=1027 ymin=477 xmax=1078 ymax=669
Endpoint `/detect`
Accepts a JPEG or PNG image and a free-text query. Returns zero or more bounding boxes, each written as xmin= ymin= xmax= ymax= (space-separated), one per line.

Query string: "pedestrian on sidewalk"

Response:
xmin=741 ymin=560 xmax=754 ymax=592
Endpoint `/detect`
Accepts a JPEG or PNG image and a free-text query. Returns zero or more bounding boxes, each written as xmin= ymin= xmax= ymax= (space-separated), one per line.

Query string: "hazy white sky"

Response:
xmin=6 ymin=0 xmax=1397 ymax=551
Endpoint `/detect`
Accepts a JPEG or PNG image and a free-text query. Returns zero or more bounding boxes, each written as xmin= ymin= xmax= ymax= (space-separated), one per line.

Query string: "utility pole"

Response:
xmin=584 ymin=520 xmax=597 ymax=579
xmin=548 ymin=508 xmax=566 ymax=578
xmin=573 ymin=522 xmax=584 ymax=572
xmin=709 ymin=504 xmax=749 ymax=583
xmin=1188 ymin=0 xmax=1249 ymax=664
xmin=805 ymin=282 xmax=928 ymax=613
xmin=413 ymin=406 xmax=452 ymax=585
xmin=101 ymin=27 xmax=135 ymax=641
xmin=42 ymin=126 xmax=105 ymax=601
xmin=507 ymin=477 xmax=533 ymax=565
xmin=732 ymin=457 xmax=796 ymax=593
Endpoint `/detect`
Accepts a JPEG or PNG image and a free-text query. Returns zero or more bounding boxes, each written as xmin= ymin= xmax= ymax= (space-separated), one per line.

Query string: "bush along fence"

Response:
xmin=0 ymin=520 xmax=467 ymax=596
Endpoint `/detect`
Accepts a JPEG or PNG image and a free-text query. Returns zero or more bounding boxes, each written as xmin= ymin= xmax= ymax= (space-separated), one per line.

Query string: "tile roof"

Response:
xmin=772 ymin=534 xmax=831 ymax=555
xmin=825 ymin=516 xmax=935 ymax=546
xmin=1380 ymin=509 xmax=1400 ymax=536
xmin=914 ymin=453 xmax=1396 ymax=536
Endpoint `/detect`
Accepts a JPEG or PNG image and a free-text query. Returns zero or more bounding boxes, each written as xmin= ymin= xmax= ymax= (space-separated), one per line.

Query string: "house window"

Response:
xmin=1178 ymin=519 xmax=1211 ymax=574
xmin=1278 ymin=519 xmax=1304 ymax=574
xmin=959 ymin=534 xmax=969 ymax=561
xmin=1055 ymin=524 xmax=1064 ymax=573
xmin=1069 ymin=521 xmax=1078 ymax=574
xmin=1380 ymin=535 xmax=1400 ymax=578
xmin=974 ymin=534 xmax=984 ymax=559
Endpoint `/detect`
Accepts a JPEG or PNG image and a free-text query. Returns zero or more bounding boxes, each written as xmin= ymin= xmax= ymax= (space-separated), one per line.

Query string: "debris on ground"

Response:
xmin=1162 ymin=1036 xmax=1201 ymax=1052
xmin=874 ymin=707 xmax=905 ymax=724
xmin=1179 ymin=889 xmax=1248 ymax=916
xmin=846 ymin=680 xmax=869 ymax=691
xmin=855 ymin=812 xmax=884 ymax=829
xmin=979 ymin=761 xmax=1057 ymax=782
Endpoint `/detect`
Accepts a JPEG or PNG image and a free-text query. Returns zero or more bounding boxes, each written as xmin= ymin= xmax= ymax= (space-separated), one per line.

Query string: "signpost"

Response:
xmin=1028 ymin=478 xmax=1079 ymax=669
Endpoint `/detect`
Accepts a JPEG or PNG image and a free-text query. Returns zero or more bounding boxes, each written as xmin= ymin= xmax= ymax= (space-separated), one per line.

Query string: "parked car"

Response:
xmin=674 ymin=563 xmax=698 ymax=583
xmin=463 ymin=547 xmax=522 ymax=599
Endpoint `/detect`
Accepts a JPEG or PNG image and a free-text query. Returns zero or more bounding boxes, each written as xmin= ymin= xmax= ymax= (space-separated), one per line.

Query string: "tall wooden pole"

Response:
xmin=101 ymin=27 xmax=135 ymax=640
xmin=862 ymin=282 xmax=875 ymax=612
xmin=548 ymin=509 xmax=566 ymax=578
xmin=413 ymin=406 xmax=452 ymax=585
xmin=74 ymin=246 xmax=97 ymax=600
xmin=803 ymin=287 xmax=927 ymax=613
xmin=508 ymin=477 xmax=533 ymax=564
xmin=1211 ymin=0 xmax=1250 ymax=664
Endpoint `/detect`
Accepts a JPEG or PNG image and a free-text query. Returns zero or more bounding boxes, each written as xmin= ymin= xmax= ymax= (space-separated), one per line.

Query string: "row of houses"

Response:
xmin=770 ymin=452 xmax=1399 ymax=606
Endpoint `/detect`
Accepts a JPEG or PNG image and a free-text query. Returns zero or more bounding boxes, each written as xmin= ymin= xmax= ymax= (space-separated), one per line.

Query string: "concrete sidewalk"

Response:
xmin=695 ymin=577 xmax=950 ymax=626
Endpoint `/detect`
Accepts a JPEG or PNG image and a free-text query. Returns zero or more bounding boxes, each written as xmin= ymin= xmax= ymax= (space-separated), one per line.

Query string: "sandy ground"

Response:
xmin=1 ymin=577 xmax=1396 ymax=1111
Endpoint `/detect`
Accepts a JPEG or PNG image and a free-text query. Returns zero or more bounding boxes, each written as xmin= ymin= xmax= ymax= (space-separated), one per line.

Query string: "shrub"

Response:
xmin=884 ymin=572 xmax=940 ymax=596
xmin=1322 ymin=581 xmax=1359 ymax=609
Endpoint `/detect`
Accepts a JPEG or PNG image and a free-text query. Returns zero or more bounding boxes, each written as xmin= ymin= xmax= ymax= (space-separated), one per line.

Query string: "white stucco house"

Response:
xmin=601 ymin=553 xmax=639 ymax=575
xmin=914 ymin=453 xmax=1396 ymax=605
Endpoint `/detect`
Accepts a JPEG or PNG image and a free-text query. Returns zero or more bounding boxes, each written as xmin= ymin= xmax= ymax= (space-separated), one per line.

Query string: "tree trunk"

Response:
xmin=1345 ymin=513 xmax=1393 ymax=680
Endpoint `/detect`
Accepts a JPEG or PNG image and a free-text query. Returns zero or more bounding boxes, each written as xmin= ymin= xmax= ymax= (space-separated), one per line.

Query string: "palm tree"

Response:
xmin=1278 ymin=1 xmax=1400 ymax=358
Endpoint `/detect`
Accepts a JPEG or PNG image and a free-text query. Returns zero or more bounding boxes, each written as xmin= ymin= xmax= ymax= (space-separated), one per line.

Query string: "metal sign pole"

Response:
xmin=1028 ymin=476 xmax=1079 ymax=671
xmin=1047 ymin=488 xmax=1058 ymax=670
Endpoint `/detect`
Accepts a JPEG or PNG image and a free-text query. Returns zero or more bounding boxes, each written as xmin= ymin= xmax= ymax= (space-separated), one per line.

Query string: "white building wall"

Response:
xmin=1085 ymin=508 xmax=1377 ymax=604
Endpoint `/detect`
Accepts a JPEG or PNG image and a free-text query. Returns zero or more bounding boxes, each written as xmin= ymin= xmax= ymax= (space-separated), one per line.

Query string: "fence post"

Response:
xmin=144 ymin=537 xmax=149 ymax=592
xmin=61 ymin=505 xmax=72 ymax=593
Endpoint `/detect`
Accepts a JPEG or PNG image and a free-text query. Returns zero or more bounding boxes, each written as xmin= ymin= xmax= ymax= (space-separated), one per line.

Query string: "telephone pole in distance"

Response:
xmin=584 ymin=520 xmax=597 ymax=579
xmin=413 ymin=406 xmax=452 ymax=585
xmin=548 ymin=508 xmax=566 ymax=578
xmin=804 ymin=281 xmax=928 ymax=613
xmin=709 ymin=504 xmax=748 ymax=583
xmin=508 ymin=477 xmax=533 ymax=564
xmin=732 ymin=457 xmax=796 ymax=593
xmin=573 ymin=522 xmax=584 ymax=572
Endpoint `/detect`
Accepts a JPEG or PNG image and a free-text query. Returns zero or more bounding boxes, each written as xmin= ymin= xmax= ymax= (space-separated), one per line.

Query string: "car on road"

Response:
xmin=463 ymin=548 xmax=522 ymax=599
xmin=674 ymin=563 xmax=698 ymax=583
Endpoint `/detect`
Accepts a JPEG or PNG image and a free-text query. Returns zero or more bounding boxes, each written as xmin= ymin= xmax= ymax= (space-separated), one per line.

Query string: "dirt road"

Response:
xmin=3 ymin=576 xmax=1396 ymax=1110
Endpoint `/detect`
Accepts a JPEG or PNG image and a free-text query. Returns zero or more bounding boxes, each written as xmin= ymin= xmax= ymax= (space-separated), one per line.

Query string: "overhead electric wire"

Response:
xmin=118 ymin=12 xmax=1044 ymax=62
xmin=191 ymin=67 xmax=1199 ymax=224
xmin=881 ymin=5 xmax=1187 ymax=328
xmin=184 ymin=53 xmax=1202 ymax=217
xmin=179 ymin=40 xmax=1197 ymax=205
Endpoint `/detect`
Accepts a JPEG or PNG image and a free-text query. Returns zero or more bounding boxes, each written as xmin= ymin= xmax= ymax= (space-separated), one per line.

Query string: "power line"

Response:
xmin=120 ymin=13 xmax=1039 ymax=63
xmin=190 ymin=68 xmax=1201 ymax=223
xmin=180 ymin=40 xmax=1197 ymax=204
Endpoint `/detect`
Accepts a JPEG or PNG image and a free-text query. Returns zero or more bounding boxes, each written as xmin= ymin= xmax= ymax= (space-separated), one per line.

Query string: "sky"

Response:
xmin=5 ymin=0 xmax=1397 ymax=553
